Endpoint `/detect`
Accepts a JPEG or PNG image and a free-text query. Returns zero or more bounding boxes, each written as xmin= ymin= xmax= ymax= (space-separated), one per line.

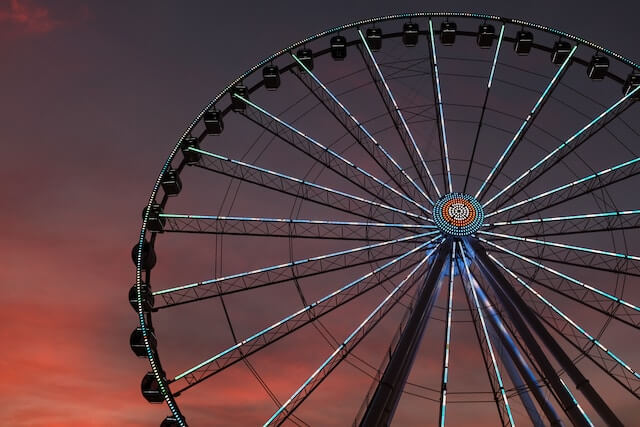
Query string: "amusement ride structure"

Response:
xmin=130 ymin=13 xmax=640 ymax=426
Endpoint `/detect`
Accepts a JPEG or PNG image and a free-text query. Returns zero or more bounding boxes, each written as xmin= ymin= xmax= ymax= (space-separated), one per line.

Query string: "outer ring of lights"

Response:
xmin=433 ymin=193 xmax=484 ymax=236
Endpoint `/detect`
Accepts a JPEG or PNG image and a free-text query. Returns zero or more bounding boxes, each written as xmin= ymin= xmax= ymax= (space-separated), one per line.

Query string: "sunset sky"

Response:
xmin=2 ymin=0 xmax=640 ymax=426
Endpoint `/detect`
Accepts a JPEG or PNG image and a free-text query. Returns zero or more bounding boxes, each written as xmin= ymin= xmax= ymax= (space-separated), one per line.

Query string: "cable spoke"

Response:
xmin=485 ymin=155 xmax=640 ymax=222
xmin=483 ymin=85 xmax=640 ymax=210
xmin=491 ymin=254 xmax=640 ymax=397
xmin=428 ymin=19 xmax=453 ymax=193
xmin=161 ymin=213 xmax=434 ymax=241
xmin=169 ymin=236 xmax=442 ymax=393
xmin=560 ymin=379 xmax=595 ymax=427
xmin=463 ymin=24 xmax=505 ymax=194
xmin=480 ymin=237 xmax=640 ymax=329
xmin=486 ymin=209 xmax=640 ymax=237
xmin=439 ymin=244 xmax=456 ymax=426
xmin=476 ymin=45 xmax=577 ymax=201
xmin=235 ymin=94 xmax=431 ymax=216
xmin=290 ymin=54 xmax=434 ymax=207
xmin=457 ymin=243 xmax=515 ymax=426
xmin=153 ymin=231 xmax=439 ymax=308
xmin=482 ymin=231 xmax=640 ymax=278
xmin=190 ymin=146 xmax=431 ymax=224
xmin=480 ymin=229 xmax=640 ymax=262
xmin=357 ymin=29 xmax=442 ymax=199
xmin=264 ymin=245 xmax=439 ymax=426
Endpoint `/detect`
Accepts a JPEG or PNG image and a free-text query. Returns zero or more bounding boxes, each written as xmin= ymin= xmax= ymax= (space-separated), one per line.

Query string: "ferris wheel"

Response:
xmin=130 ymin=12 xmax=640 ymax=426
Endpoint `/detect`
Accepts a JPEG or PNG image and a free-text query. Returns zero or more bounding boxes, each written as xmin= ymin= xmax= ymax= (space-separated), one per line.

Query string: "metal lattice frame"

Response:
xmin=132 ymin=12 xmax=640 ymax=426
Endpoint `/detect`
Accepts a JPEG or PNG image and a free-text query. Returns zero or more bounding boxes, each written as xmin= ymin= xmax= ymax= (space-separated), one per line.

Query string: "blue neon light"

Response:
xmin=476 ymin=45 xmax=576 ymax=201
xmin=358 ymin=29 xmax=442 ymax=198
xmin=291 ymin=54 xmax=435 ymax=206
xmin=429 ymin=19 xmax=453 ymax=194
xmin=484 ymin=84 xmax=640 ymax=209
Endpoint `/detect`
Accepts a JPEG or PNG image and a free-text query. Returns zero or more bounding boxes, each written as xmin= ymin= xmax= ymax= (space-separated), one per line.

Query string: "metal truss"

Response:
xmin=357 ymin=29 xmax=441 ymax=200
xmin=161 ymin=213 xmax=433 ymax=241
xmin=153 ymin=232 xmax=437 ymax=308
xmin=483 ymin=85 xmax=640 ymax=212
xmin=485 ymin=154 xmax=640 ymax=223
xmin=169 ymin=237 xmax=440 ymax=393
xmin=236 ymin=94 xmax=431 ymax=216
xmin=486 ymin=209 xmax=640 ymax=238
xmin=289 ymin=54 xmax=433 ymax=206
xmin=191 ymin=147 xmax=424 ymax=225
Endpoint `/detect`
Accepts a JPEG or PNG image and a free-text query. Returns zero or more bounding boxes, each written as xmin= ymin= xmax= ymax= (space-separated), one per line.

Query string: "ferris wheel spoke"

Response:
xmin=484 ymin=155 xmax=640 ymax=222
xmin=457 ymin=243 xmax=516 ymax=427
xmin=189 ymin=147 xmax=430 ymax=224
xmin=490 ymin=254 xmax=640 ymax=398
xmin=289 ymin=54 xmax=435 ymax=207
xmin=480 ymin=229 xmax=640 ymax=264
xmin=168 ymin=237 xmax=440 ymax=393
xmin=481 ymin=238 xmax=640 ymax=329
xmin=560 ymin=380 xmax=596 ymax=427
xmin=475 ymin=45 xmax=577 ymax=202
xmin=486 ymin=209 xmax=640 ymax=238
xmin=438 ymin=244 xmax=456 ymax=427
xmin=264 ymin=247 xmax=437 ymax=426
xmin=428 ymin=19 xmax=453 ymax=194
xmin=483 ymin=85 xmax=640 ymax=211
xmin=153 ymin=231 xmax=439 ymax=308
xmin=356 ymin=29 xmax=442 ymax=200
xmin=234 ymin=94 xmax=431 ymax=216
xmin=463 ymin=24 xmax=505 ymax=194
xmin=483 ymin=232 xmax=640 ymax=278
xmin=160 ymin=213 xmax=434 ymax=241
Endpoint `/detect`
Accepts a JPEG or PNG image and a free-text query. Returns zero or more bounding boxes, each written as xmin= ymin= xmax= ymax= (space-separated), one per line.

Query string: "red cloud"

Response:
xmin=0 ymin=0 xmax=60 ymax=34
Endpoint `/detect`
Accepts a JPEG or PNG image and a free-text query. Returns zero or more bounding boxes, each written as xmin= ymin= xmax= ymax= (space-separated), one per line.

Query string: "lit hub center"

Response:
xmin=433 ymin=193 xmax=484 ymax=237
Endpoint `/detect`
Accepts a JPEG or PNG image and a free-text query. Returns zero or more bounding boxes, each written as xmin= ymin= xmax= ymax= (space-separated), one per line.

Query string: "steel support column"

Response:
xmin=359 ymin=240 xmax=451 ymax=427
xmin=470 ymin=269 xmax=563 ymax=426
xmin=489 ymin=323 xmax=545 ymax=427
xmin=467 ymin=238 xmax=623 ymax=427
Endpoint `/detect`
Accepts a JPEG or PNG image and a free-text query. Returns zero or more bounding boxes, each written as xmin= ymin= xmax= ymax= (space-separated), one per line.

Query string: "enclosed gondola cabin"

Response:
xmin=132 ymin=239 xmax=156 ymax=270
xmin=262 ymin=65 xmax=280 ymax=90
xmin=129 ymin=282 xmax=154 ymax=313
xmin=141 ymin=372 xmax=164 ymax=403
xmin=623 ymin=72 xmax=640 ymax=98
xmin=161 ymin=416 xmax=184 ymax=427
xmin=180 ymin=135 xmax=201 ymax=165
xmin=330 ymin=35 xmax=347 ymax=60
xmin=203 ymin=108 xmax=224 ymax=134
xmin=365 ymin=28 xmax=382 ymax=51
xmin=551 ymin=41 xmax=572 ymax=64
xmin=161 ymin=168 xmax=182 ymax=196
xmin=440 ymin=21 xmax=456 ymax=45
xmin=477 ymin=24 xmax=495 ymax=48
xmin=588 ymin=54 xmax=609 ymax=80
xmin=296 ymin=48 xmax=313 ymax=71
xmin=143 ymin=204 xmax=165 ymax=233
xmin=130 ymin=327 xmax=157 ymax=357
xmin=230 ymin=84 xmax=249 ymax=111
xmin=402 ymin=22 xmax=419 ymax=46
xmin=514 ymin=30 xmax=533 ymax=55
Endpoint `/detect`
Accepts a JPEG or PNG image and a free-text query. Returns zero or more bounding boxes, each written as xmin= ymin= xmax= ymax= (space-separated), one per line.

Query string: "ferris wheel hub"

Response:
xmin=433 ymin=193 xmax=484 ymax=237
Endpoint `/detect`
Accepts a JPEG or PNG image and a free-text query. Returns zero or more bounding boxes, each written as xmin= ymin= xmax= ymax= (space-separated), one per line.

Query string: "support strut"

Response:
xmin=469 ymin=270 xmax=561 ymax=426
xmin=359 ymin=240 xmax=451 ymax=427
xmin=467 ymin=239 xmax=623 ymax=427
xmin=491 ymin=327 xmax=545 ymax=427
